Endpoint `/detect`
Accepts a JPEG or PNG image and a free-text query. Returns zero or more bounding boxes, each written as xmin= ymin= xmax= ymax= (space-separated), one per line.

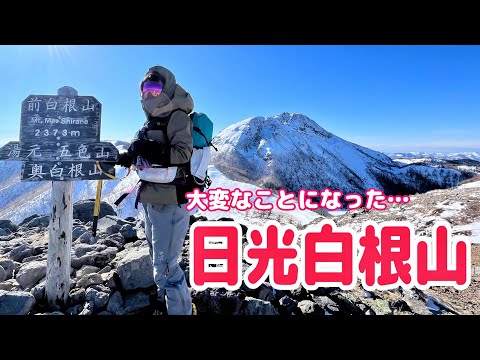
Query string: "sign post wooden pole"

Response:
xmin=45 ymin=86 xmax=78 ymax=309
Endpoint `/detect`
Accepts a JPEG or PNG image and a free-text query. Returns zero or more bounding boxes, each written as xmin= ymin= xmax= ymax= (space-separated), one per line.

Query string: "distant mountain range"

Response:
xmin=388 ymin=151 xmax=480 ymax=161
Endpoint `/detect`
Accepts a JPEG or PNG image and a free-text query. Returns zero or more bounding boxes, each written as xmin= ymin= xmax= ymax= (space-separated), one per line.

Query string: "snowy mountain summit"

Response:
xmin=211 ymin=112 xmax=465 ymax=196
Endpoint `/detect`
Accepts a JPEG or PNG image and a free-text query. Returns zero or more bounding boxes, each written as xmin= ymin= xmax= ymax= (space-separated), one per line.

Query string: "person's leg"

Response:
xmin=142 ymin=204 xmax=153 ymax=257
xmin=163 ymin=203 xmax=192 ymax=315
xmin=143 ymin=204 xmax=166 ymax=313
xmin=146 ymin=203 xmax=192 ymax=315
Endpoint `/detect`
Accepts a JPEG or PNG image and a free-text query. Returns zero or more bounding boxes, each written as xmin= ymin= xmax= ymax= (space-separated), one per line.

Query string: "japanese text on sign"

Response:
xmin=21 ymin=161 xmax=115 ymax=181
xmin=21 ymin=95 xmax=101 ymax=145
xmin=1 ymin=141 xmax=117 ymax=162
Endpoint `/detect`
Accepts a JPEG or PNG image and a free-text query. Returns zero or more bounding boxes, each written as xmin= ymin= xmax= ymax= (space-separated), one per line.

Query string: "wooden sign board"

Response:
xmin=20 ymin=95 xmax=101 ymax=147
xmin=10 ymin=94 xmax=118 ymax=181
xmin=0 ymin=141 xmax=119 ymax=162
xmin=21 ymin=161 xmax=116 ymax=181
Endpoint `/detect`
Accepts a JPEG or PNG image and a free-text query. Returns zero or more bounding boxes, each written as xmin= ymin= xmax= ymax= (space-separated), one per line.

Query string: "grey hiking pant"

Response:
xmin=142 ymin=203 xmax=192 ymax=315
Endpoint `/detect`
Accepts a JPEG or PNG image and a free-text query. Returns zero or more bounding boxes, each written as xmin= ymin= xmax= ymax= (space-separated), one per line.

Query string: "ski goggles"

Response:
xmin=142 ymin=81 xmax=163 ymax=97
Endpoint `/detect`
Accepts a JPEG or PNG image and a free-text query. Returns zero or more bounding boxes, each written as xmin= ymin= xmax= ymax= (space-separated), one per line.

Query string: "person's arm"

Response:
xmin=164 ymin=110 xmax=193 ymax=165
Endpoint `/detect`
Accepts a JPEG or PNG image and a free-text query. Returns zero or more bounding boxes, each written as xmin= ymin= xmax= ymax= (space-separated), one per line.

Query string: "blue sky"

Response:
xmin=0 ymin=45 xmax=478 ymax=153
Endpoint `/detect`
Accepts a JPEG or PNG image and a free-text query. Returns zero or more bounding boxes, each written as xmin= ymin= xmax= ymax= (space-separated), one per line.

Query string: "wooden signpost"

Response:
xmin=0 ymin=86 xmax=118 ymax=309
xmin=1 ymin=91 xmax=118 ymax=180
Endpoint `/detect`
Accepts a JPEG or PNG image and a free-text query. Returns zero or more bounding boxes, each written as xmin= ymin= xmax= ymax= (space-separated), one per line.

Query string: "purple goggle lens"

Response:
xmin=142 ymin=81 xmax=163 ymax=96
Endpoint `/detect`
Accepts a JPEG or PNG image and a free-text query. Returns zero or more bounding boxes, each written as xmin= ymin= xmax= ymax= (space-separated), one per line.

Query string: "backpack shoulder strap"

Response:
xmin=145 ymin=109 xmax=189 ymax=135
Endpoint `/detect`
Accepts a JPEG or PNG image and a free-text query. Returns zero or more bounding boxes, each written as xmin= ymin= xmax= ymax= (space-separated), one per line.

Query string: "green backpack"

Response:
xmin=188 ymin=112 xmax=217 ymax=190
xmin=190 ymin=112 xmax=217 ymax=150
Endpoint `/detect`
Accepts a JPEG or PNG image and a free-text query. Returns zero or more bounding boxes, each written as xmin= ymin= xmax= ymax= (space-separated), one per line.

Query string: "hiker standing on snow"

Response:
xmin=116 ymin=65 xmax=194 ymax=315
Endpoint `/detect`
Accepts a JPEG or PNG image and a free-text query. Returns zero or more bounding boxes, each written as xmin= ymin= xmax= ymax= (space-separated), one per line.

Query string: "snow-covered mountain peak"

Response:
xmin=272 ymin=112 xmax=331 ymax=136
xmin=213 ymin=112 xmax=331 ymax=150
xmin=211 ymin=112 xmax=467 ymax=197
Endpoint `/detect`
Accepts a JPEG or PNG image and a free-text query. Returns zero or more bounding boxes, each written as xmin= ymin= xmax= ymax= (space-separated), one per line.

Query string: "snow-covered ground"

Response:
xmin=331 ymin=177 xmax=480 ymax=245
xmin=393 ymin=158 xmax=435 ymax=165
xmin=0 ymin=162 xmax=325 ymax=229
xmin=192 ymin=165 xmax=324 ymax=228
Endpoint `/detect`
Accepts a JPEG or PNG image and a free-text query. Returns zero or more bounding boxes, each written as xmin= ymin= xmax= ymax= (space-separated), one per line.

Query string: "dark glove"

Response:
xmin=117 ymin=152 xmax=133 ymax=168
xmin=131 ymin=139 xmax=167 ymax=165
xmin=128 ymin=138 xmax=148 ymax=157
xmin=144 ymin=141 xmax=168 ymax=164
